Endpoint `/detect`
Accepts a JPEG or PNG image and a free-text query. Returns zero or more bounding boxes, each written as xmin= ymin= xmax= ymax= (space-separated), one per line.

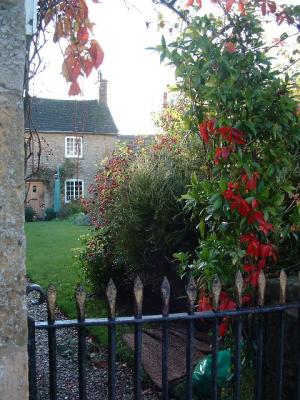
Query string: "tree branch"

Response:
xmin=152 ymin=0 xmax=189 ymax=23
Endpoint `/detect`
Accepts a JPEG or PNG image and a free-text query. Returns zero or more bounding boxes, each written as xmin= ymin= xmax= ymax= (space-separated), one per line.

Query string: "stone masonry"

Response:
xmin=25 ymin=93 xmax=118 ymax=210
xmin=0 ymin=1 xmax=28 ymax=399
xmin=264 ymin=276 xmax=300 ymax=400
xmin=38 ymin=131 xmax=117 ymax=204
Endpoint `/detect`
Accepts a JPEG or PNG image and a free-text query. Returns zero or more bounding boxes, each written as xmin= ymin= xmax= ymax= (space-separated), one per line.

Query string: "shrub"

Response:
xmin=25 ymin=207 xmax=35 ymax=222
xmin=72 ymin=212 xmax=91 ymax=226
xmin=56 ymin=199 xmax=84 ymax=220
xmin=73 ymin=229 xmax=127 ymax=295
xmin=44 ymin=208 xmax=56 ymax=221
xmin=110 ymin=148 xmax=199 ymax=289
xmin=78 ymin=136 xmax=203 ymax=294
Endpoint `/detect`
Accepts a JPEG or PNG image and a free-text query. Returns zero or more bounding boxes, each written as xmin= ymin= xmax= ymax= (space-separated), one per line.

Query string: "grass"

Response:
xmin=26 ymin=220 xmax=256 ymax=394
xmin=25 ymin=219 xmax=133 ymax=361
xmin=26 ymin=219 xmax=90 ymax=317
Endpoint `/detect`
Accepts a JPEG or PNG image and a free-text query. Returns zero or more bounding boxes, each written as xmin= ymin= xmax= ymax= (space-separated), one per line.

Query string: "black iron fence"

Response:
xmin=27 ymin=271 xmax=300 ymax=400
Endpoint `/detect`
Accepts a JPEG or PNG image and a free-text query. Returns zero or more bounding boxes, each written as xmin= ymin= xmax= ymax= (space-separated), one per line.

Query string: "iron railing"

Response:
xmin=27 ymin=271 xmax=300 ymax=400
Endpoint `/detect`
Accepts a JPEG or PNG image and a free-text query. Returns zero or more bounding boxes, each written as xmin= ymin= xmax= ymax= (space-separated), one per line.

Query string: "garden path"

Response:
xmin=27 ymin=291 xmax=159 ymax=400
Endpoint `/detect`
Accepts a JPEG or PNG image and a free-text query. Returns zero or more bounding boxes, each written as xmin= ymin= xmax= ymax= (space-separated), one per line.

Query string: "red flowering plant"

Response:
xmin=84 ymin=135 xmax=185 ymax=228
xmin=166 ymin=13 xmax=300 ymax=336
xmin=83 ymin=144 xmax=134 ymax=229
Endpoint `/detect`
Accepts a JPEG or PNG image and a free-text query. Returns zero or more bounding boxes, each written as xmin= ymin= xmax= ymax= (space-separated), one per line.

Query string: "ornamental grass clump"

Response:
xmin=77 ymin=136 xmax=200 ymax=296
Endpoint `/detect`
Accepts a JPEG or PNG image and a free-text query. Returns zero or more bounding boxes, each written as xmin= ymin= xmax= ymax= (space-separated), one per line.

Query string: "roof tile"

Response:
xmin=25 ymin=97 xmax=118 ymax=134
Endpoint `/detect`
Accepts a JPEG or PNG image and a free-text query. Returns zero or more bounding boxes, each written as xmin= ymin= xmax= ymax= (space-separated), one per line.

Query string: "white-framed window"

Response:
xmin=65 ymin=179 xmax=84 ymax=203
xmin=65 ymin=136 xmax=83 ymax=158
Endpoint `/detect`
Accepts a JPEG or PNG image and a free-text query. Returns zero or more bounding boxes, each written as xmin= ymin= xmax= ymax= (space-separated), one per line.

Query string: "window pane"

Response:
xmin=75 ymin=138 xmax=81 ymax=156
xmin=65 ymin=180 xmax=83 ymax=202
xmin=66 ymin=137 xmax=82 ymax=157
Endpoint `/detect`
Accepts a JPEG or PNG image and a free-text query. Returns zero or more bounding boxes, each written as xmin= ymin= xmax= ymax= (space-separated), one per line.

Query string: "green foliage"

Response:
xmin=60 ymin=159 xmax=77 ymax=181
xmin=159 ymin=13 xmax=300 ymax=294
xmin=109 ymin=146 xmax=199 ymax=289
xmin=34 ymin=159 xmax=77 ymax=193
xmin=25 ymin=206 xmax=35 ymax=222
xmin=56 ymin=199 xmax=84 ymax=220
xmin=73 ymin=228 xmax=126 ymax=294
xmin=71 ymin=212 xmax=91 ymax=226
xmin=78 ymin=136 xmax=202 ymax=294
xmin=154 ymin=94 xmax=190 ymax=138
xmin=35 ymin=166 xmax=56 ymax=189
xmin=44 ymin=207 xmax=56 ymax=221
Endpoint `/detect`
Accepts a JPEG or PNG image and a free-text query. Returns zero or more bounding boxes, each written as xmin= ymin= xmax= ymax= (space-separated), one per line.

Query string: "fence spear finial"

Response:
xmin=75 ymin=285 xmax=86 ymax=322
xmin=258 ymin=270 xmax=266 ymax=307
xmin=235 ymin=270 xmax=243 ymax=307
xmin=161 ymin=276 xmax=171 ymax=316
xmin=212 ymin=275 xmax=221 ymax=311
xmin=106 ymin=279 xmax=117 ymax=319
xmin=47 ymin=284 xmax=57 ymax=323
xmin=186 ymin=275 xmax=197 ymax=313
xmin=134 ymin=276 xmax=143 ymax=317
xmin=279 ymin=269 xmax=287 ymax=304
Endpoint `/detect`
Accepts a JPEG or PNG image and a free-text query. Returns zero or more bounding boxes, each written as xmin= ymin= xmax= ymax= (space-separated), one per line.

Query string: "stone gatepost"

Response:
xmin=0 ymin=1 xmax=28 ymax=399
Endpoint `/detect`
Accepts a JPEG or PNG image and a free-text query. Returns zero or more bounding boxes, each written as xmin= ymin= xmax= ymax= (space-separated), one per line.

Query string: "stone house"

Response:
xmin=25 ymin=78 xmax=118 ymax=215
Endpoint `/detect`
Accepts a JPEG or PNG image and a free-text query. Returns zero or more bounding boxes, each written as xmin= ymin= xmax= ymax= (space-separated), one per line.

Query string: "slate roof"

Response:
xmin=26 ymin=97 xmax=118 ymax=134
xmin=118 ymin=134 xmax=155 ymax=144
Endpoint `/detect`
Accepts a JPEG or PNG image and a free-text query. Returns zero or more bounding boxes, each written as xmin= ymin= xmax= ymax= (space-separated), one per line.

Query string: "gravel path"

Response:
xmin=27 ymin=290 xmax=159 ymax=400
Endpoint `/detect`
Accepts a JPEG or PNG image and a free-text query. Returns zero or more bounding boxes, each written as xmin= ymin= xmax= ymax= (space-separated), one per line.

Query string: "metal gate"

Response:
xmin=27 ymin=271 xmax=300 ymax=400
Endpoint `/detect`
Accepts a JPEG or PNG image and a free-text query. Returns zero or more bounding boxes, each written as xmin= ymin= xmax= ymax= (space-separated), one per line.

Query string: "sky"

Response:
xmin=32 ymin=0 xmax=178 ymax=136
xmin=32 ymin=0 xmax=299 ymax=136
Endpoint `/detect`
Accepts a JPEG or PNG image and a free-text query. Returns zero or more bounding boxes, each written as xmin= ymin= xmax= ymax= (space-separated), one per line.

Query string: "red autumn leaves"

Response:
xmin=185 ymin=0 xmax=294 ymax=25
xmin=197 ymin=118 xmax=276 ymax=335
xmin=45 ymin=0 xmax=104 ymax=96
xmin=218 ymin=126 xmax=246 ymax=145
xmin=198 ymin=120 xmax=246 ymax=145
xmin=186 ymin=0 xmax=244 ymax=13
xmin=222 ymin=172 xmax=275 ymax=288
xmin=86 ymin=155 xmax=131 ymax=228
xmin=198 ymin=119 xmax=246 ymax=165
xmin=198 ymin=119 xmax=216 ymax=143
xmin=186 ymin=0 xmax=202 ymax=6
xmin=198 ymin=291 xmax=238 ymax=336
xmin=241 ymin=172 xmax=259 ymax=191
xmin=223 ymin=177 xmax=275 ymax=287
xmin=62 ymin=39 xmax=104 ymax=96
xmin=240 ymin=234 xmax=276 ymax=286
xmin=223 ymin=176 xmax=273 ymax=236
xmin=224 ymin=41 xmax=237 ymax=53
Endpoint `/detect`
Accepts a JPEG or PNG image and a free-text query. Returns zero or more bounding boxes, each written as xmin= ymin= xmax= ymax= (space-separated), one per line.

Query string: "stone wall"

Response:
xmin=0 ymin=1 xmax=28 ymax=399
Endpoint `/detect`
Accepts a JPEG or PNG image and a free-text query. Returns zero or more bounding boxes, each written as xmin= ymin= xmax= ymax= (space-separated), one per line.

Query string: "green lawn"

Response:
xmin=25 ymin=220 xmax=131 ymax=358
xmin=26 ymin=220 xmax=91 ymax=317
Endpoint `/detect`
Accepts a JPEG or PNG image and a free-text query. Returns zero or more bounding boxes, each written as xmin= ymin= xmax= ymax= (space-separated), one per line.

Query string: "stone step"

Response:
xmin=123 ymin=325 xmax=211 ymax=388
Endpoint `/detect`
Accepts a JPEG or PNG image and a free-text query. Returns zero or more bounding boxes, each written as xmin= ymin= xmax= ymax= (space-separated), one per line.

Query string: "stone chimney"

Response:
xmin=98 ymin=71 xmax=108 ymax=104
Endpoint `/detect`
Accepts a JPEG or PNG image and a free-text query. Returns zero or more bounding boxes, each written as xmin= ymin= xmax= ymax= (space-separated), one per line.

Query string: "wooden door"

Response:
xmin=26 ymin=181 xmax=45 ymax=216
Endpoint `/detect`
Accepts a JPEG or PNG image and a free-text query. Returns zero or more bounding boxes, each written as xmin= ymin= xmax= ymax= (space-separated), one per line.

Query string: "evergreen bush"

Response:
xmin=25 ymin=207 xmax=35 ymax=222
xmin=75 ymin=136 xmax=201 ymax=295
xmin=44 ymin=208 xmax=56 ymax=221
